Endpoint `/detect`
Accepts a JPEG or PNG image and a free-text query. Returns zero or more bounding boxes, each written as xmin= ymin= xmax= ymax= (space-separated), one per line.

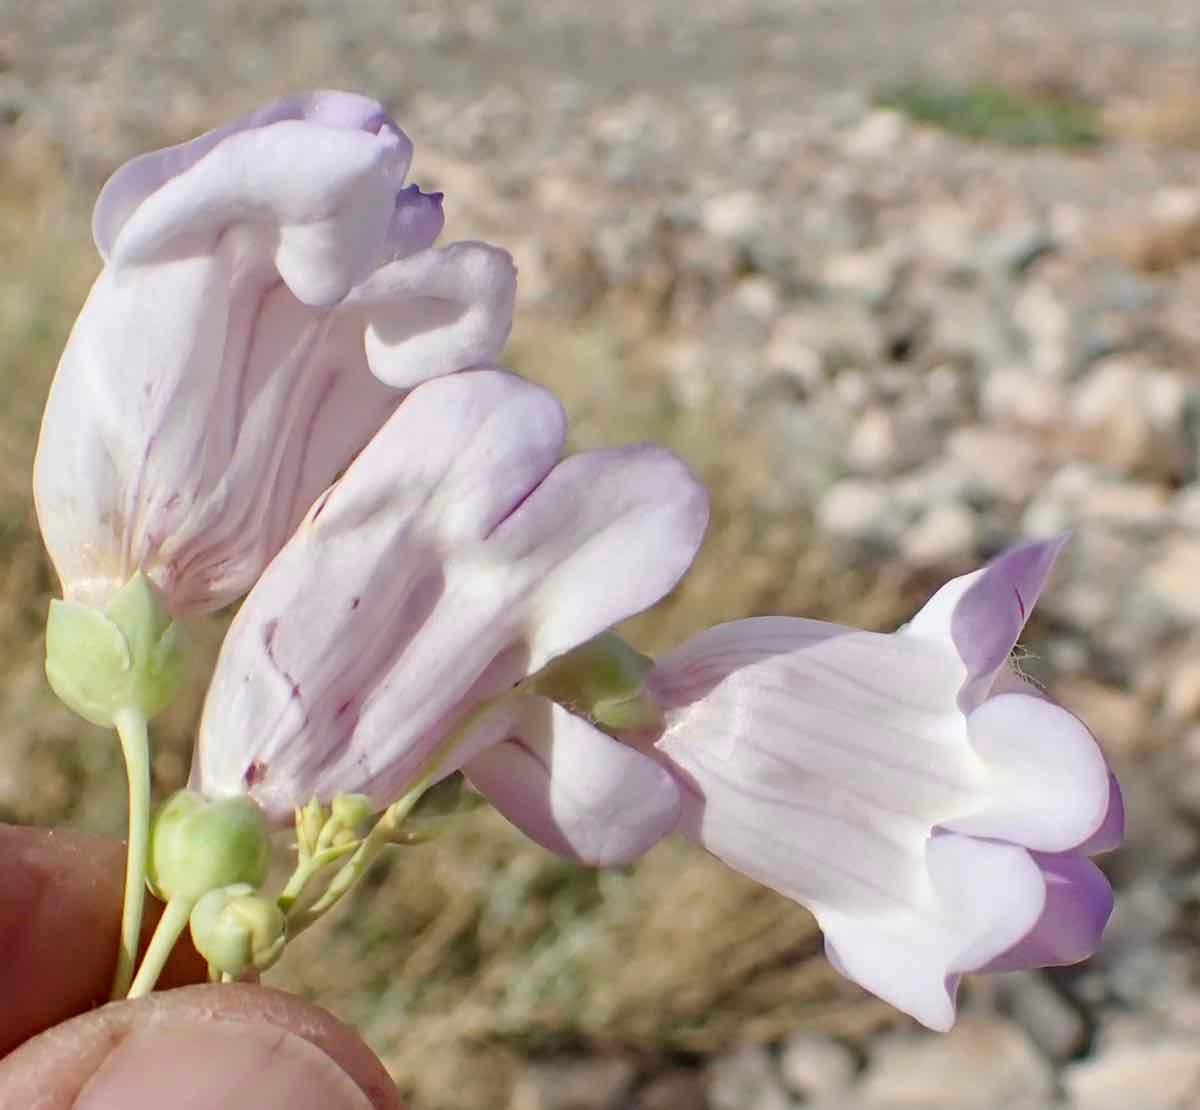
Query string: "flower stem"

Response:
xmin=110 ymin=707 xmax=151 ymax=1001
xmin=286 ymin=788 xmax=422 ymax=937
xmin=284 ymin=695 xmax=518 ymax=937
xmin=126 ymin=895 xmax=192 ymax=999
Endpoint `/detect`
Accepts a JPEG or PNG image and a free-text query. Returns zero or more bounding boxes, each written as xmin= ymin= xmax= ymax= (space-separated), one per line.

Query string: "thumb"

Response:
xmin=0 ymin=984 xmax=401 ymax=1110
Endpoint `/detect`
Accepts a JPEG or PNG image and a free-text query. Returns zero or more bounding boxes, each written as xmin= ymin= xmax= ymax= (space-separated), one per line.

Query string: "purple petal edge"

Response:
xmin=979 ymin=852 xmax=1114 ymax=973
xmin=953 ymin=536 xmax=1068 ymax=711
xmin=1077 ymin=771 xmax=1125 ymax=855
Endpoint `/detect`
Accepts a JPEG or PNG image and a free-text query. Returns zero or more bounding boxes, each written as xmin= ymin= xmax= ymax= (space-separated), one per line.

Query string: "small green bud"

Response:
xmin=190 ymin=884 xmax=287 ymax=978
xmin=149 ymin=790 xmax=270 ymax=903
xmin=526 ymin=632 xmax=663 ymax=731
xmin=295 ymin=798 xmax=328 ymax=858
xmin=45 ymin=571 xmax=186 ymax=727
xmin=325 ymin=793 xmax=373 ymax=848
xmin=331 ymin=793 xmax=373 ymax=830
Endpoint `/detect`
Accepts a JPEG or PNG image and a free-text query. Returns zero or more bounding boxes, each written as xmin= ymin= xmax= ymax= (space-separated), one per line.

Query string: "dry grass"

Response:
xmin=0 ymin=138 xmax=919 ymax=1106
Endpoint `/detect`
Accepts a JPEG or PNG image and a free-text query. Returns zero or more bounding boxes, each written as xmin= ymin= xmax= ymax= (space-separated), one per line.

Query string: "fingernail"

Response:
xmin=75 ymin=1021 xmax=376 ymax=1110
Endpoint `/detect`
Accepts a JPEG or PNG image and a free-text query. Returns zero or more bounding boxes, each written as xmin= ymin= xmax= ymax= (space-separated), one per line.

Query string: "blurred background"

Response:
xmin=4 ymin=1 xmax=1200 ymax=1107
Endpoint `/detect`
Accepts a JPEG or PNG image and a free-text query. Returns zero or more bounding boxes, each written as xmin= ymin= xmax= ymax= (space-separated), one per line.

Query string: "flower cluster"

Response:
xmin=34 ymin=91 xmax=1121 ymax=1028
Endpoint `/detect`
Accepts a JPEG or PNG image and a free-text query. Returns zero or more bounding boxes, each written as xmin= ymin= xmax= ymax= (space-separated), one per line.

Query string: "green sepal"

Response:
xmin=190 ymin=884 xmax=287 ymax=978
xmin=149 ymin=790 xmax=271 ymax=904
xmin=525 ymin=632 xmax=663 ymax=731
xmin=44 ymin=571 xmax=186 ymax=727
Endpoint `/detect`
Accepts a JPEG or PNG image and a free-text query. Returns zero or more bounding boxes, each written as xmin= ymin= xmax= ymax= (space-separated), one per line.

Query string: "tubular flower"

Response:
xmin=467 ymin=539 xmax=1122 ymax=1027
xmin=638 ymin=539 xmax=1121 ymax=1029
xmin=33 ymin=90 xmax=516 ymax=615
xmin=190 ymin=368 xmax=709 ymax=864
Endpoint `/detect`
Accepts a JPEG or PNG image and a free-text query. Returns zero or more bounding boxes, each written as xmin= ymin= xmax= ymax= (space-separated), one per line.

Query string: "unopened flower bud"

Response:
xmin=296 ymin=798 xmax=328 ymax=858
xmin=326 ymin=793 xmax=373 ymax=847
xmin=44 ymin=570 xmax=185 ymax=727
xmin=149 ymin=790 xmax=270 ymax=903
xmin=190 ymin=884 xmax=287 ymax=977
xmin=527 ymin=631 xmax=663 ymax=730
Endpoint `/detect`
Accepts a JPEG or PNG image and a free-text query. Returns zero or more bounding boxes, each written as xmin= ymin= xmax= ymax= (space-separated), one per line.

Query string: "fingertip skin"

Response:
xmin=0 ymin=824 xmax=206 ymax=1056
xmin=0 ymin=985 xmax=402 ymax=1110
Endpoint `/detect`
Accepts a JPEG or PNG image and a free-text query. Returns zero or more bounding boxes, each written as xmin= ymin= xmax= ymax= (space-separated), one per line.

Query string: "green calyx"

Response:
xmin=45 ymin=570 xmax=185 ymax=727
xmin=525 ymin=631 xmax=663 ymax=731
xmin=149 ymin=790 xmax=271 ymax=904
xmin=190 ymin=884 xmax=287 ymax=978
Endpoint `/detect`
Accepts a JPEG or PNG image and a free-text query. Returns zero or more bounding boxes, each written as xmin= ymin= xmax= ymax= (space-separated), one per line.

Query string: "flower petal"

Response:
xmin=155 ymin=299 xmax=402 ymax=614
xmin=464 ymin=698 xmax=682 ymax=865
xmin=487 ymin=444 xmax=709 ymax=674
xmin=110 ymin=120 xmax=409 ymax=306
xmin=819 ymin=833 xmax=1046 ymax=1030
xmin=193 ymin=368 xmax=565 ymax=817
xmin=348 ymin=242 xmax=517 ymax=387
xmin=94 ymin=91 xmax=410 ymax=261
xmin=651 ymin=617 xmax=982 ymax=841
xmin=980 ymin=851 xmax=1114 ymax=973
xmin=34 ymin=256 xmax=244 ymax=604
xmin=904 ymin=537 xmax=1068 ymax=711
xmin=941 ymin=692 xmax=1113 ymax=853
xmin=193 ymin=369 xmax=707 ymax=818
xmin=1077 ymin=771 xmax=1124 ymax=855
xmin=383 ymin=185 xmax=446 ymax=263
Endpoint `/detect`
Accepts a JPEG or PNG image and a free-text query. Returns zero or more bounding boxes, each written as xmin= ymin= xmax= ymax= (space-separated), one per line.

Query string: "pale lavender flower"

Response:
xmin=190 ymin=368 xmax=709 ymax=864
xmin=468 ymin=540 xmax=1121 ymax=1029
xmin=34 ymin=91 xmax=515 ymax=615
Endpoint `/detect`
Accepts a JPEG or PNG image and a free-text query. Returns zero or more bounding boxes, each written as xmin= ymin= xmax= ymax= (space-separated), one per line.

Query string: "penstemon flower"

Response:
xmin=190 ymin=367 xmax=709 ymax=864
xmin=507 ymin=540 xmax=1121 ymax=1029
xmin=32 ymin=90 xmax=517 ymax=1000
xmin=34 ymin=90 xmax=515 ymax=618
xmin=29 ymin=88 xmax=1122 ymax=1032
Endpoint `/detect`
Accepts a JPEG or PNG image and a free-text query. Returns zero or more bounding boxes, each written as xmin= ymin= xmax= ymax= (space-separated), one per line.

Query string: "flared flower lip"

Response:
xmin=191 ymin=368 xmax=710 ymax=823
xmin=642 ymin=538 xmax=1121 ymax=1029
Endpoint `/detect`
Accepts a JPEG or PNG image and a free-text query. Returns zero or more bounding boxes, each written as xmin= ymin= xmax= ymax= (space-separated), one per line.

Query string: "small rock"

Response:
xmin=1063 ymin=1039 xmax=1200 ymax=1110
xmin=703 ymin=190 xmax=767 ymax=245
xmin=845 ymin=407 xmax=899 ymax=474
xmin=1163 ymin=652 xmax=1200 ymax=722
xmin=982 ymin=222 xmax=1057 ymax=276
xmin=765 ymin=304 xmax=882 ymax=377
xmin=817 ymin=479 xmax=903 ymax=545
xmin=833 ymin=368 xmax=874 ymax=410
xmin=1052 ymin=677 xmax=1153 ymax=758
xmin=637 ymin=1070 xmax=708 ymax=1110
xmin=842 ymin=108 xmax=907 ymax=158
xmin=706 ymin=1045 xmax=791 ymax=1110
xmin=732 ymin=275 xmax=782 ymax=323
xmin=858 ymin=1017 xmax=1054 ymax=1108
xmin=512 ymin=1059 xmax=637 ymax=1110
xmin=911 ymin=203 xmax=976 ymax=275
xmin=778 ymin=1032 xmax=856 ymax=1101
xmin=981 ymin=367 xmax=1067 ymax=430
xmin=997 ymin=973 xmax=1088 ymax=1061
xmin=1142 ymin=539 xmax=1200 ymax=624
xmin=1104 ymin=186 xmax=1200 ymax=273
xmin=1070 ymin=359 xmax=1189 ymax=479
xmin=1012 ymin=279 xmax=1072 ymax=378
xmin=946 ymin=426 xmax=1043 ymax=502
xmin=1076 ymin=480 xmax=1171 ymax=531
xmin=824 ymin=246 xmax=902 ymax=308
xmin=901 ymin=502 xmax=979 ymax=567
xmin=1173 ymin=483 xmax=1200 ymax=530
xmin=1021 ymin=462 xmax=1108 ymax=538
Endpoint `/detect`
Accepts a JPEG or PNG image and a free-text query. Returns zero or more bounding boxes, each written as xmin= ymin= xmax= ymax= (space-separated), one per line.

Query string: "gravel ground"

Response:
xmin=6 ymin=2 xmax=1200 ymax=1107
